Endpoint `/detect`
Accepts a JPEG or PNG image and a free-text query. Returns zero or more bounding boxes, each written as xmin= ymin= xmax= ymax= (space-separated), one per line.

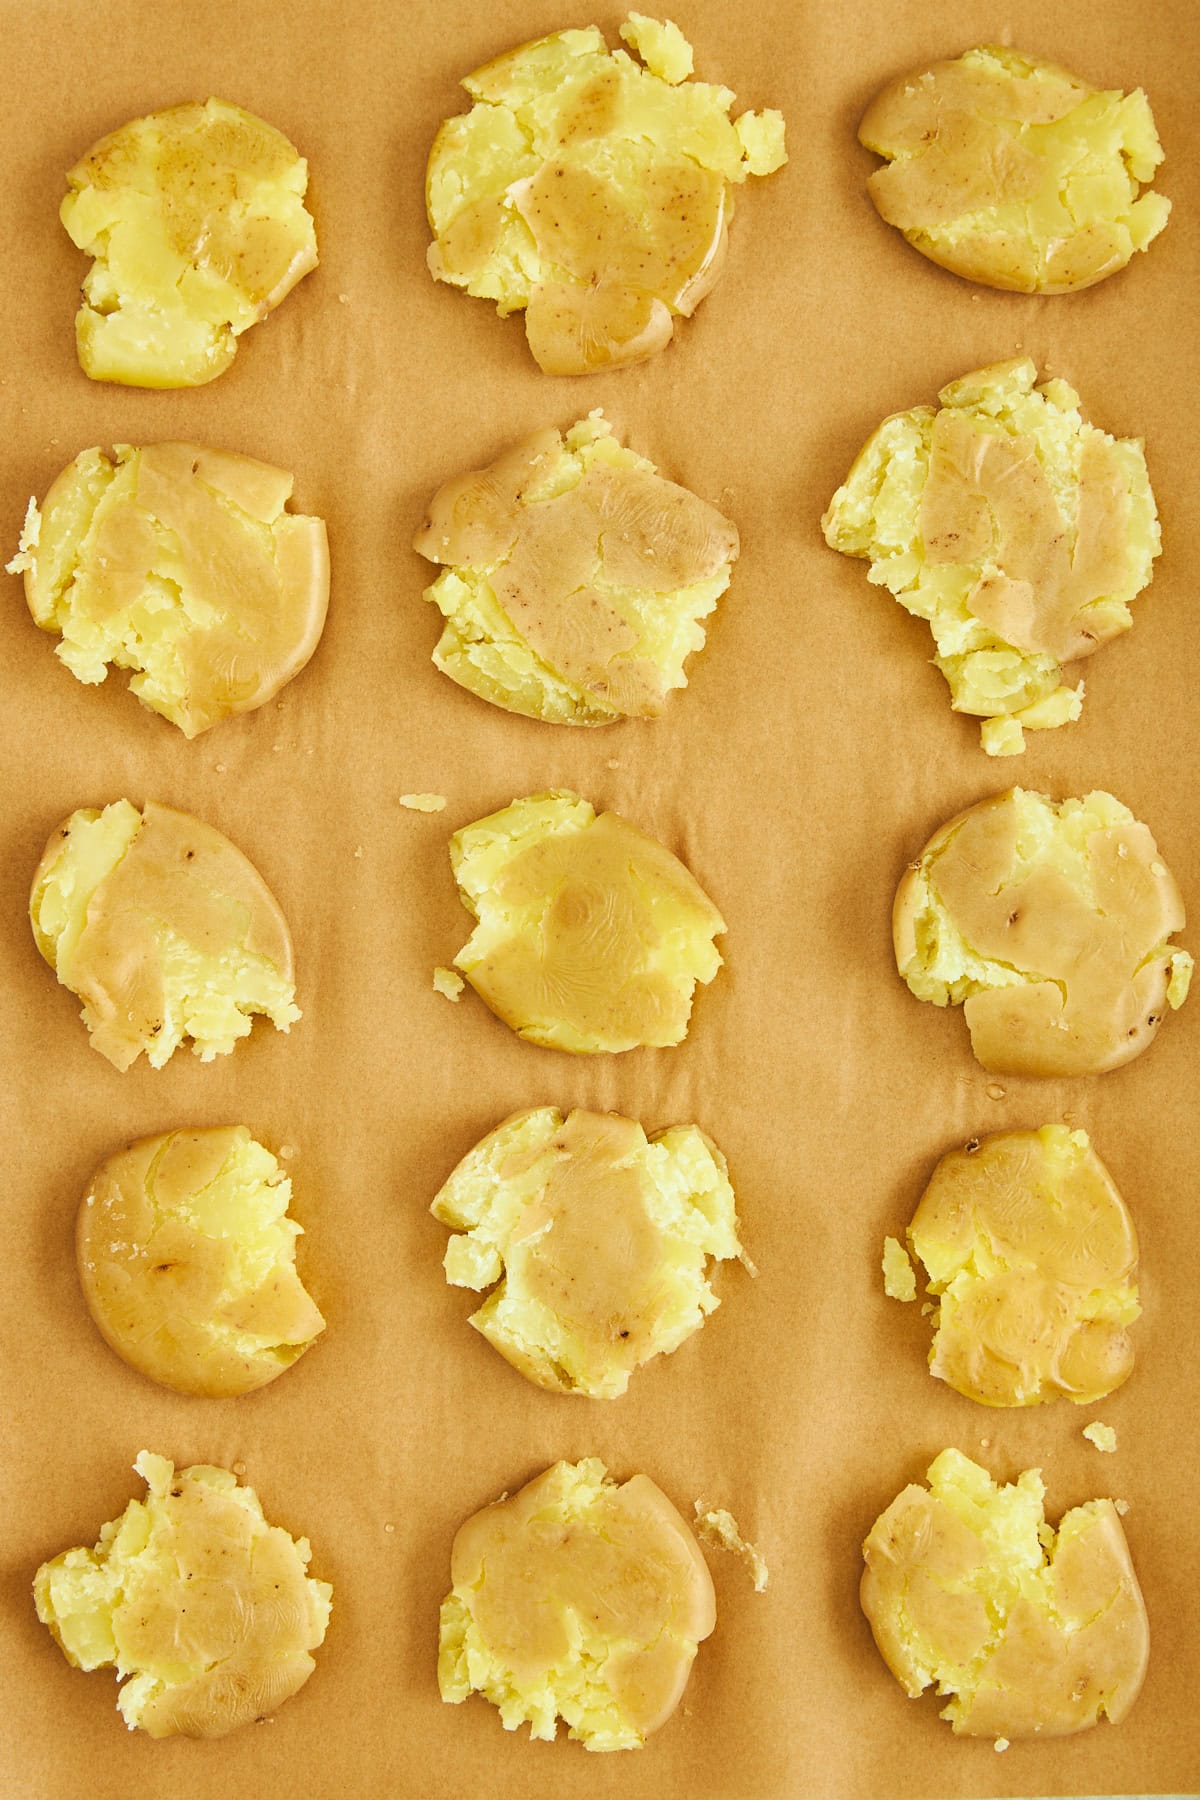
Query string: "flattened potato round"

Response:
xmin=425 ymin=20 xmax=785 ymax=373
xmin=822 ymin=359 xmax=1159 ymax=755
xmin=432 ymin=1107 xmax=742 ymax=1396
xmin=9 ymin=443 xmax=329 ymax=735
xmin=438 ymin=1458 xmax=715 ymax=1750
xmin=30 ymin=799 xmax=299 ymax=1071
xmin=34 ymin=1451 xmax=331 ymax=1738
xmin=900 ymin=1125 xmax=1139 ymax=1406
xmin=78 ymin=1127 xmax=325 ymax=1397
xmin=860 ymin=46 xmax=1169 ymax=292
xmin=861 ymin=1449 xmax=1148 ymax=1738
xmin=415 ymin=414 xmax=738 ymax=725
xmin=894 ymin=788 xmax=1192 ymax=1076
xmin=62 ymin=98 xmax=318 ymax=386
xmin=449 ymin=790 xmax=725 ymax=1052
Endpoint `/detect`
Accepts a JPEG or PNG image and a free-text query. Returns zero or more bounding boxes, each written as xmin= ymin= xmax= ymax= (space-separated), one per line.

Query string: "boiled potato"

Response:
xmin=822 ymin=359 xmax=1159 ymax=755
xmin=414 ymin=414 xmax=738 ymax=725
xmin=861 ymin=1449 xmax=1148 ymax=1737
xmin=425 ymin=17 xmax=785 ymax=373
xmin=432 ymin=1107 xmax=742 ymax=1396
xmin=450 ymin=790 xmax=724 ymax=1052
xmin=860 ymin=46 xmax=1169 ymax=291
xmin=62 ymin=99 xmax=318 ymax=386
xmin=438 ymin=1458 xmax=715 ymax=1750
xmin=78 ymin=1127 xmax=324 ymax=1397
xmin=894 ymin=788 xmax=1192 ymax=1076
xmin=8 ymin=443 xmax=329 ymax=735
xmin=890 ymin=1126 xmax=1139 ymax=1406
xmin=34 ymin=1451 xmax=331 ymax=1738
xmin=30 ymin=799 xmax=299 ymax=1071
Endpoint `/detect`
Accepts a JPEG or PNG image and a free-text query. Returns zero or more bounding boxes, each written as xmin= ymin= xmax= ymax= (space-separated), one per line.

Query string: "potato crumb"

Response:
xmin=5 ymin=496 xmax=40 ymax=574
xmin=882 ymin=1235 xmax=916 ymax=1301
xmin=433 ymin=966 xmax=465 ymax=1002
xmin=693 ymin=1501 xmax=768 ymax=1592
xmin=994 ymin=1737 xmax=1010 ymax=1752
xmin=400 ymin=793 xmax=447 ymax=812
xmin=1115 ymin=1498 xmax=1130 ymax=1515
xmin=1083 ymin=1421 xmax=1118 ymax=1453
xmin=353 ymin=846 xmax=364 ymax=859
xmin=619 ymin=13 xmax=693 ymax=85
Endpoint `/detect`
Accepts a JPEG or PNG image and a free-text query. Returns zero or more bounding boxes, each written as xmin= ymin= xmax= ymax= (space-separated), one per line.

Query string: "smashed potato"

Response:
xmin=34 ymin=1451 xmax=331 ymax=1738
xmin=31 ymin=799 xmax=299 ymax=1071
xmin=62 ymin=99 xmax=317 ymax=386
xmin=898 ymin=1126 xmax=1139 ymax=1407
xmin=8 ymin=443 xmax=329 ymax=735
xmin=425 ymin=17 xmax=785 ymax=373
xmin=78 ymin=1127 xmax=324 ymax=1397
xmin=414 ymin=413 xmax=738 ymax=725
xmin=860 ymin=46 xmax=1169 ymax=292
xmin=432 ymin=1107 xmax=741 ymax=1397
xmin=822 ymin=359 xmax=1159 ymax=755
xmin=861 ymin=1448 xmax=1148 ymax=1737
xmin=894 ymin=788 xmax=1192 ymax=1076
xmin=438 ymin=1458 xmax=715 ymax=1750
xmin=450 ymin=790 xmax=724 ymax=1052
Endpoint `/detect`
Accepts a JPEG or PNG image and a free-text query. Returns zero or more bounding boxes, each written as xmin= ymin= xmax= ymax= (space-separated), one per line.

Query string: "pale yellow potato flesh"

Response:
xmin=859 ymin=46 xmax=1169 ymax=292
xmin=438 ymin=1457 xmax=715 ymax=1750
xmin=34 ymin=1451 xmax=331 ymax=1738
xmin=9 ymin=443 xmax=328 ymax=736
xmin=415 ymin=414 xmax=738 ymax=725
xmin=894 ymin=788 xmax=1192 ymax=1076
xmin=822 ymin=359 xmax=1159 ymax=754
xmin=861 ymin=1448 xmax=1148 ymax=1737
xmin=450 ymin=790 xmax=725 ymax=1052
xmin=425 ymin=18 xmax=785 ymax=373
xmin=902 ymin=1125 xmax=1139 ymax=1407
xmin=77 ymin=1127 xmax=324 ymax=1397
xmin=30 ymin=799 xmax=299 ymax=1071
xmin=432 ymin=1107 xmax=741 ymax=1396
xmin=62 ymin=98 xmax=317 ymax=386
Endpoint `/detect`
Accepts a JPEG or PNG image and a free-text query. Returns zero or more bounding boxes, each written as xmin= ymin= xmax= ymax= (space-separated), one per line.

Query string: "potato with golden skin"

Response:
xmin=822 ymin=360 xmax=1159 ymax=755
xmin=30 ymin=799 xmax=299 ymax=1071
xmin=894 ymin=788 xmax=1192 ymax=1076
xmin=859 ymin=46 xmax=1169 ymax=292
xmin=415 ymin=414 xmax=738 ymax=725
xmin=891 ymin=1126 xmax=1139 ymax=1407
xmin=78 ymin=1127 xmax=325 ymax=1397
xmin=8 ymin=443 xmax=329 ymax=735
xmin=432 ymin=1107 xmax=742 ymax=1396
xmin=438 ymin=1458 xmax=715 ymax=1750
xmin=425 ymin=18 xmax=785 ymax=373
xmin=449 ymin=790 xmax=725 ymax=1052
xmin=862 ymin=1449 xmax=1148 ymax=1738
xmin=62 ymin=99 xmax=317 ymax=386
xmin=34 ymin=1452 xmax=331 ymax=1738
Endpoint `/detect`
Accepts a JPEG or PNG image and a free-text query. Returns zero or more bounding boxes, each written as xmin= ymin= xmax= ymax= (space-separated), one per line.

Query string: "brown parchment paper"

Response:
xmin=0 ymin=2 xmax=1197 ymax=1796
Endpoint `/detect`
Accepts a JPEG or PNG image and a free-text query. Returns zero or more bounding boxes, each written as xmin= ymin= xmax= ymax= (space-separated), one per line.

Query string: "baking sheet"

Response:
xmin=1 ymin=1 xmax=1197 ymax=1795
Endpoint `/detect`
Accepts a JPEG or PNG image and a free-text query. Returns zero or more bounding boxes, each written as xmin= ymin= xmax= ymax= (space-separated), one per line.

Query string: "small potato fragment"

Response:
xmin=821 ymin=359 xmax=1159 ymax=754
xmin=900 ymin=1125 xmax=1139 ymax=1407
xmin=62 ymin=98 xmax=318 ymax=386
xmin=425 ymin=18 xmax=785 ymax=372
xmin=449 ymin=790 xmax=725 ymax=1052
xmin=8 ymin=443 xmax=329 ymax=735
xmin=859 ymin=47 xmax=1169 ymax=292
xmin=34 ymin=1451 xmax=331 ymax=1738
xmin=438 ymin=1457 xmax=715 ymax=1750
xmin=894 ymin=788 xmax=1191 ymax=1076
xmin=861 ymin=1449 xmax=1148 ymax=1737
xmin=30 ymin=798 xmax=299 ymax=1071
xmin=78 ymin=1126 xmax=324 ymax=1397
xmin=415 ymin=414 xmax=738 ymax=725
xmin=432 ymin=1107 xmax=742 ymax=1396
